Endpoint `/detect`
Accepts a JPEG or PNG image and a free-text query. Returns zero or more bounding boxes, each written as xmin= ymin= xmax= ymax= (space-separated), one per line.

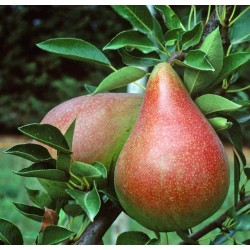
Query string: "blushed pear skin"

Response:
xmin=114 ymin=63 xmax=230 ymax=232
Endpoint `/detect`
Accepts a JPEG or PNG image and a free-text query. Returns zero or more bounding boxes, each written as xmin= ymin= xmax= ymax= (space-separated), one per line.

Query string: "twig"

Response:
xmin=178 ymin=195 xmax=250 ymax=244
xmin=72 ymin=200 xmax=122 ymax=245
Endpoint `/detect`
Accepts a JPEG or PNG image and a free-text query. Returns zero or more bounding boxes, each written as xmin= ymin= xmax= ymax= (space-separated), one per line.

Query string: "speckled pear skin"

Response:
xmin=114 ymin=63 xmax=230 ymax=232
xmin=40 ymin=93 xmax=143 ymax=179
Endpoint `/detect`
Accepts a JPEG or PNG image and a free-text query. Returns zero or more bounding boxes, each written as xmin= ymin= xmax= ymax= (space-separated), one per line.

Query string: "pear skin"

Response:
xmin=114 ymin=63 xmax=230 ymax=232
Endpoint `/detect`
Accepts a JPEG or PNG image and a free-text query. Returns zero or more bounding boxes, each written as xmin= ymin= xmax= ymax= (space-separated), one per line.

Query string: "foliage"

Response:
xmin=1 ymin=5 xmax=250 ymax=245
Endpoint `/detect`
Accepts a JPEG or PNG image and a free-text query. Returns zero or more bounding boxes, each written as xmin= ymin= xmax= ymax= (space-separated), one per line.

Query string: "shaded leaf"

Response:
xmin=184 ymin=28 xmax=223 ymax=94
xmin=151 ymin=16 xmax=164 ymax=44
xmin=146 ymin=238 xmax=161 ymax=245
xmin=233 ymin=152 xmax=241 ymax=206
xmin=63 ymin=204 xmax=84 ymax=217
xmin=40 ymin=208 xmax=59 ymax=232
xmin=244 ymin=167 xmax=250 ymax=179
xmin=215 ymin=52 xmax=250 ymax=84
xmin=230 ymin=7 xmax=250 ymax=44
xmin=213 ymin=230 xmax=235 ymax=245
xmin=56 ymin=152 xmax=71 ymax=173
xmin=13 ymin=202 xmax=44 ymax=222
xmin=112 ymin=6 xmax=153 ymax=34
xmin=182 ymin=22 xmax=203 ymax=50
xmin=235 ymin=214 xmax=250 ymax=231
xmin=18 ymin=123 xmax=71 ymax=154
xmin=104 ymin=30 xmax=158 ymax=53
xmin=41 ymin=225 xmax=75 ymax=245
xmin=14 ymin=162 xmax=68 ymax=182
xmin=71 ymin=161 xmax=103 ymax=178
xmin=64 ymin=119 xmax=76 ymax=150
xmin=176 ymin=231 xmax=199 ymax=245
xmin=116 ymin=231 xmax=150 ymax=245
xmin=155 ymin=6 xmax=183 ymax=30
xmin=164 ymin=28 xmax=182 ymax=46
xmin=195 ymin=94 xmax=242 ymax=115
xmin=25 ymin=187 xmax=54 ymax=208
xmin=84 ymin=84 xmax=97 ymax=94
xmin=0 ymin=218 xmax=23 ymax=245
xmin=93 ymin=66 xmax=146 ymax=94
xmin=242 ymin=239 xmax=250 ymax=244
xmin=99 ymin=187 xmax=120 ymax=207
xmin=208 ymin=117 xmax=233 ymax=132
xmin=119 ymin=49 xmax=160 ymax=67
xmin=66 ymin=183 xmax=101 ymax=222
xmin=37 ymin=38 xmax=111 ymax=66
xmin=4 ymin=143 xmax=52 ymax=162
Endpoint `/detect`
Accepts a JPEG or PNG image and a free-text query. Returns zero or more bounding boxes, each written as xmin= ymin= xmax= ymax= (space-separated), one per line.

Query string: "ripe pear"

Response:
xmin=114 ymin=63 xmax=230 ymax=232
xmin=40 ymin=93 xmax=143 ymax=178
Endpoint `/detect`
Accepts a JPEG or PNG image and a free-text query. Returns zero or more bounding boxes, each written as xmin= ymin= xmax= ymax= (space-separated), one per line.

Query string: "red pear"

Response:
xmin=114 ymin=63 xmax=230 ymax=232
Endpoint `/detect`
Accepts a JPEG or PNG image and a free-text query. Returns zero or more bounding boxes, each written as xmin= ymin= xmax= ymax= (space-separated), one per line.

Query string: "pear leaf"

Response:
xmin=116 ymin=231 xmax=150 ymax=245
xmin=4 ymin=143 xmax=52 ymax=162
xmin=84 ymin=84 xmax=97 ymax=94
xmin=112 ymin=6 xmax=153 ymax=34
xmin=244 ymin=167 xmax=250 ymax=179
xmin=235 ymin=214 xmax=250 ymax=231
xmin=208 ymin=117 xmax=233 ymax=132
xmin=164 ymin=28 xmax=182 ymax=46
xmin=93 ymin=66 xmax=146 ymax=94
xmin=195 ymin=94 xmax=242 ymax=115
xmin=104 ymin=30 xmax=158 ymax=53
xmin=37 ymin=38 xmax=111 ymax=66
xmin=63 ymin=204 xmax=84 ymax=217
xmin=184 ymin=28 xmax=223 ymax=94
xmin=233 ymin=151 xmax=241 ymax=206
xmin=212 ymin=230 xmax=235 ymax=245
xmin=0 ymin=219 xmax=23 ymax=245
xmin=71 ymin=161 xmax=104 ymax=178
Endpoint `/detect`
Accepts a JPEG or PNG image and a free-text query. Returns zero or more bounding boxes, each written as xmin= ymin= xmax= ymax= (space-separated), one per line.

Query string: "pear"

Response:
xmin=114 ymin=63 xmax=230 ymax=232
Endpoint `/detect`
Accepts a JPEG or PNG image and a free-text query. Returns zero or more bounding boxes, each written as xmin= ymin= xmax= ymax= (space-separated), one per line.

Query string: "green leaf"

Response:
xmin=4 ymin=143 xmax=52 ymax=162
xmin=244 ymin=167 xmax=250 ymax=179
xmin=25 ymin=187 xmax=54 ymax=208
xmin=184 ymin=27 xmax=223 ymax=94
xmin=233 ymin=152 xmax=241 ymax=206
xmin=242 ymin=239 xmax=250 ymax=244
xmin=56 ymin=152 xmax=71 ymax=173
xmin=18 ymin=123 xmax=71 ymax=154
xmin=151 ymin=16 xmax=164 ymax=44
xmin=93 ymin=66 xmax=146 ymax=94
xmin=37 ymin=38 xmax=111 ymax=66
xmin=174 ymin=50 xmax=215 ymax=71
xmin=14 ymin=162 xmax=68 ymax=182
xmin=66 ymin=183 xmax=101 ymax=222
xmin=41 ymin=225 xmax=75 ymax=245
xmin=195 ymin=94 xmax=242 ymax=115
xmin=230 ymin=7 xmax=250 ymax=44
xmin=116 ymin=231 xmax=150 ymax=245
xmin=64 ymin=119 xmax=76 ymax=150
xmin=119 ymin=49 xmax=160 ymax=67
xmin=92 ymin=162 xmax=107 ymax=179
xmin=235 ymin=214 xmax=250 ymax=231
xmin=146 ymin=238 xmax=161 ymax=245
xmin=176 ymin=231 xmax=199 ymax=245
xmin=213 ymin=231 xmax=235 ymax=245
xmin=182 ymin=22 xmax=203 ymax=50
xmin=215 ymin=52 xmax=250 ymax=84
xmin=63 ymin=204 xmax=84 ymax=217
xmin=71 ymin=161 xmax=104 ymax=178
xmin=99 ymin=187 xmax=120 ymax=207
xmin=164 ymin=28 xmax=182 ymax=46
xmin=104 ymin=30 xmax=158 ymax=54
xmin=112 ymin=6 xmax=153 ymax=34
xmin=84 ymin=84 xmax=97 ymax=94
xmin=0 ymin=218 xmax=23 ymax=245
xmin=208 ymin=117 xmax=233 ymax=132
xmin=13 ymin=202 xmax=44 ymax=222
xmin=155 ymin=6 xmax=183 ymax=30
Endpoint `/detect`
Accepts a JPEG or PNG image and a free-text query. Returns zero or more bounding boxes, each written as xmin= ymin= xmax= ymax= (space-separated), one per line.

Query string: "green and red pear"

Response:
xmin=114 ymin=62 xmax=230 ymax=232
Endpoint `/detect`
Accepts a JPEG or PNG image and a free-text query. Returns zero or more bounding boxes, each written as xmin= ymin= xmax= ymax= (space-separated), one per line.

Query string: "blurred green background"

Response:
xmin=0 ymin=5 xmax=250 ymax=245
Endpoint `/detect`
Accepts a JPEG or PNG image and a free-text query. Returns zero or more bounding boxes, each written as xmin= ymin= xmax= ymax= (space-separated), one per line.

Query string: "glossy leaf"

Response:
xmin=174 ymin=50 xmax=215 ymax=71
xmin=184 ymin=28 xmax=223 ymax=94
xmin=63 ymin=204 xmax=84 ymax=217
xmin=112 ymin=6 xmax=153 ymax=34
xmin=182 ymin=22 xmax=203 ymax=50
xmin=164 ymin=28 xmax=182 ymax=46
xmin=84 ymin=84 xmax=97 ymax=94
xmin=25 ymin=187 xmax=54 ymax=208
xmin=71 ymin=161 xmax=103 ymax=178
xmin=13 ymin=202 xmax=44 ymax=222
xmin=233 ymin=152 xmax=241 ymax=206
xmin=119 ymin=49 xmax=160 ymax=67
xmin=66 ymin=183 xmax=101 ymax=221
xmin=92 ymin=162 xmax=107 ymax=179
xmin=208 ymin=117 xmax=233 ymax=132
xmin=215 ymin=52 xmax=250 ymax=84
xmin=195 ymin=94 xmax=242 ymax=115
xmin=18 ymin=123 xmax=71 ymax=154
xmin=4 ymin=143 xmax=52 ymax=162
xmin=230 ymin=7 xmax=250 ymax=44
xmin=41 ymin=225 xmax=75 ymax=245
xmin=93 ymin=66 xmax=146 ymax=94
xmin=37 ymin=38 xmax=111 ymax=66
xmin=116 ymin=231 xmax=150 ymax=245
xmin=64 ymin=119 xmax=76 ymax=150
xmin=56 ymin=152 xmax=71 ymax=173
xmin=104 ymin=30 xmax=158 ymax=53
xmin=155 ymin=6 xmax=182 ymax=30
xmin=0 ymin=219 xmax=23 ymax=245
xmin=235 ymin=214 xmax=250 ymax=231
xmin=14 ymin=162 xmax=68 ymax=181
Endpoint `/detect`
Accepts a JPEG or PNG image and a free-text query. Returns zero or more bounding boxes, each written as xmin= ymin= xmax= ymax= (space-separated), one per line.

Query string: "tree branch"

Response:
xmin=179 ymin=195 xmax=250 ymax=245
xmin=72 ymin=200 xmax=122 ymax=245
